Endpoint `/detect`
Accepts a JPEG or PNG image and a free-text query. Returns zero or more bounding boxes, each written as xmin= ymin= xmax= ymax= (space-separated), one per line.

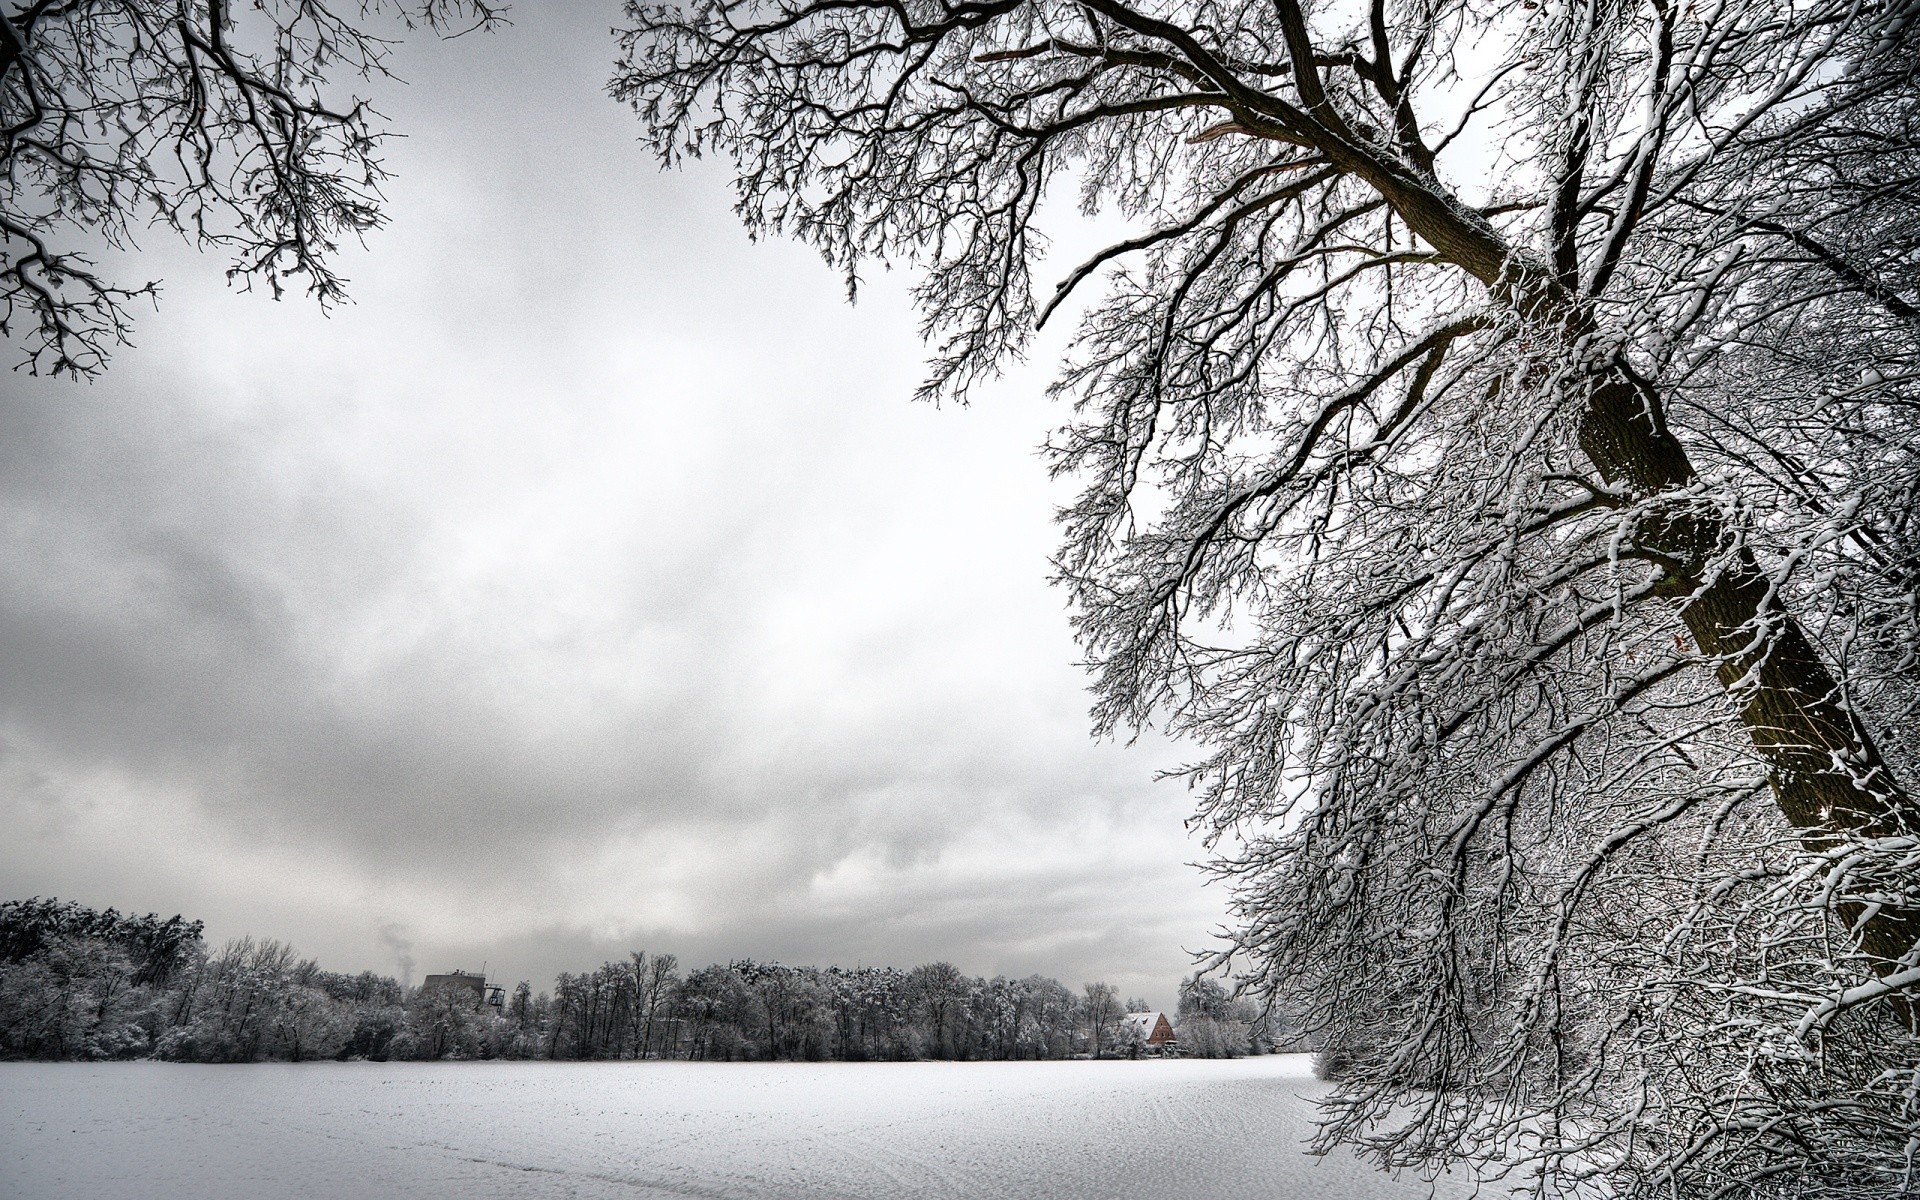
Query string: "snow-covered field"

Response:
xmin=2 ymin=1055 xmax=1471 ymax=1199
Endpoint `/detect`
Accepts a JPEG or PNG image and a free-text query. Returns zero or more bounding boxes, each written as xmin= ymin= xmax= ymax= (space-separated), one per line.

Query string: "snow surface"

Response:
xmin=1 ymin=1054 xmax=1476 ymax=1199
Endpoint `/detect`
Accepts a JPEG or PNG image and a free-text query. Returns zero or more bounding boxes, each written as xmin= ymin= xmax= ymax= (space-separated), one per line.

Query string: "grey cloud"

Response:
xmin=0 ymin=3 xmax=1225 ymax=1003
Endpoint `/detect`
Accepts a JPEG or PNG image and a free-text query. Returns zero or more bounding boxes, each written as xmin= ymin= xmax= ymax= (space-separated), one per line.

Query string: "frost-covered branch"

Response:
xmin=0 ymin=0 xmax=505 ymax=377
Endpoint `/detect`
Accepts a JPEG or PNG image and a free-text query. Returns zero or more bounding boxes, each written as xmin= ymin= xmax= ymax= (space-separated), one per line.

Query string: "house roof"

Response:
xmin=1123 ymin=1011 xmax=1174 ymax=1041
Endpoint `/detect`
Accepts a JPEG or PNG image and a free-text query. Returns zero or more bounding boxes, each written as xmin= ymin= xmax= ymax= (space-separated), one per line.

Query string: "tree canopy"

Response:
xmin=1 ymin=0 xmax=501 ymax=377
xmin=615 ymin=0 xmax=1920 ymax=1191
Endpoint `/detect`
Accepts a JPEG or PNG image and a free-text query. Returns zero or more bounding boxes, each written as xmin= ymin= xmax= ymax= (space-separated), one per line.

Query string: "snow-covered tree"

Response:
xmin=616 ymin=0 xmax=1920 ymax=1189
xmin=1080 ymin=981 xmax=1122 ymax=1056
xmin=907 ymin=960 xmax=971 ymax=1058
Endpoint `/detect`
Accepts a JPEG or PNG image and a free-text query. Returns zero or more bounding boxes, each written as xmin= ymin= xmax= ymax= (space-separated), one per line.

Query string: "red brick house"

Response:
xmin=1123 ymin=1011 xmax=1176 ymax=1047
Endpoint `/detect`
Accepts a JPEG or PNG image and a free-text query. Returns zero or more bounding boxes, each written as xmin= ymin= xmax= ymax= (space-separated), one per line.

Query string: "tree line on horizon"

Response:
xmin=0 ymin=898 xmax=1291 ymax=1064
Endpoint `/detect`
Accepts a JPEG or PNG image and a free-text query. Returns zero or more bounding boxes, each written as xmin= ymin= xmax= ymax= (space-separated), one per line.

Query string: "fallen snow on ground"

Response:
xmin=2 ymin=1054 xmax=1476 ymax=1199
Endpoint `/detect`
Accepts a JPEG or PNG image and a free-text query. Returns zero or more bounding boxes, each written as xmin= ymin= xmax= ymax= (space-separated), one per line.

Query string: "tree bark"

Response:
xmin=1256 ymin=114 xmax=1920 ymax=969
xmin=1576 ymin=374 xmax=1920 ymax=969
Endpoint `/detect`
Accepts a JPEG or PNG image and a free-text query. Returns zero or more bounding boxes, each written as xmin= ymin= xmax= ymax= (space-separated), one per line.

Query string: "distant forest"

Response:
xmin=0 ymin=899 xmax=1289 ymax=1064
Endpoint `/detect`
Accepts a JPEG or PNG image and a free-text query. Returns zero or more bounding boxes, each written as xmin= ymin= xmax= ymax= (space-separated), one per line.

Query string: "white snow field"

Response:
xmin=1 ymin=1055 xmax=1475 ymax=1199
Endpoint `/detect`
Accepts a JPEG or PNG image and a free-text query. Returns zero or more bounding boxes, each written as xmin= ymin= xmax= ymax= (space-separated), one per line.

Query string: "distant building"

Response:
xmin=1123 ymin=1011 xmax=1176 ymax=1047
xmin=421 ymin=969 xmax=504 ymax=1009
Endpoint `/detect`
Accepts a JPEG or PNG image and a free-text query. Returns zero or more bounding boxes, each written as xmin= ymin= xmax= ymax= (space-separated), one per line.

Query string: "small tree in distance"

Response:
xmin=1175 ymin=974 xmax=1257 ymax=1059
xmin=1080 ymin=981 xmax=1122 ymax=1057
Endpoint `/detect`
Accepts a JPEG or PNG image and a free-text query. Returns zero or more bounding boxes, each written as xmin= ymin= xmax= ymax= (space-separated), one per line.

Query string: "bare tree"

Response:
xmin=638 ymin=951 xmax=678 ymax=1059
xmin=616 ymin=0 xmax=1920 ymax=1191
xmin=907 ymin=960 xmax=968 ymax=1057
xmin=1 ymin=0 xmax=502 ymax=378
xmin=1080 ymin=980 xmax=1120 ymax=1057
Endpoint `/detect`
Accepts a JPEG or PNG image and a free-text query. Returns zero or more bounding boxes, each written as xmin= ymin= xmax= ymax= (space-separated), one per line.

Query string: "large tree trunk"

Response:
xmin=1325 ymin=139 xmax=1920 ymax=970
xmin=1578 ymin=374 xmax=1920 ymax=969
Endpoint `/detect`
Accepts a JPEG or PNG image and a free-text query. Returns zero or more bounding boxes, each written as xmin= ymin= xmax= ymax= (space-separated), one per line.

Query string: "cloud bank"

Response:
xmin=0 ymin=6 xmax=1225 ymax=1005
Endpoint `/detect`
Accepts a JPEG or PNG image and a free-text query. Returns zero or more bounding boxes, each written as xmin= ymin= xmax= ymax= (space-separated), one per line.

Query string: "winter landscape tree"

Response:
xmin=0 ymin=0 xmax=502 ymax=377
xmin=0 ymin=898 xmax=1120 ymax=1065
xmin=1173 ymin=974 xmax=1248 ymax=1058
xmin=614 ymin=0 xmax=1920 ymax=1192
xmin=1080 ymin=980 xmax=1122 ymax=1056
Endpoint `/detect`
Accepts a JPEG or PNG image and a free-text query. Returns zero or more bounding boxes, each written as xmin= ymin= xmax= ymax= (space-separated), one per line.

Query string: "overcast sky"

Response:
xmin=0 ymin=3 xmax=1224 ymax=1005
